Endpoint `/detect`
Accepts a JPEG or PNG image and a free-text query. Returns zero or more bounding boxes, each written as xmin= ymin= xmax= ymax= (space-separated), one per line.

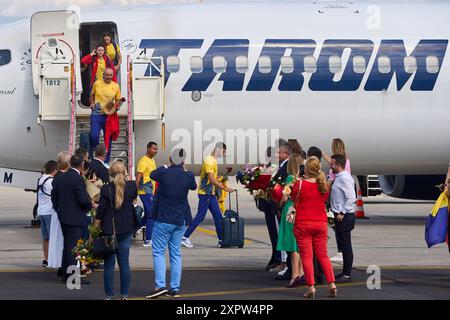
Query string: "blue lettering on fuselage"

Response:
xmin=138 ymin=39 xmax=448 ymax=91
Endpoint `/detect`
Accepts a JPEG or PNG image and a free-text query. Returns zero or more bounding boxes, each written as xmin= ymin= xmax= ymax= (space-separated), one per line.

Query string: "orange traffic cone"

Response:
xmin=355 ymin=189 xmax=369 ymax=219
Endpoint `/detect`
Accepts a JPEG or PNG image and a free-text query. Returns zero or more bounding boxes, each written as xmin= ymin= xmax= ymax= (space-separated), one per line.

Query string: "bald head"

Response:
xmin=104 ymin=68 xmax=114 ymax=83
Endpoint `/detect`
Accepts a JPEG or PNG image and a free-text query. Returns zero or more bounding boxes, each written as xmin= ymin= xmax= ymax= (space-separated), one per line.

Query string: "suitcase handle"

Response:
xmin=228 ymin=189 xmax=238 ymax=213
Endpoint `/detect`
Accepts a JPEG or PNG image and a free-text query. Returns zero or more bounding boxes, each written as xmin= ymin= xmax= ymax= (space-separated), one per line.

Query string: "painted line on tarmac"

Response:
xmin=196 ymin=226 xmax=255 ymax=245
xmin=2 ymin=265 xmax=450 ymax=273
xmin=129 ymin=281 xmax=378 ymax=300
xmin=131 ymin=275 xmax=450 ymax=300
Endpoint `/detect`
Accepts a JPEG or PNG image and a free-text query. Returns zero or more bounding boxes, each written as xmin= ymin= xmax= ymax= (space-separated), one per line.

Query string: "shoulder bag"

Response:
xmin=286 ymin=179 xmax=302 ymax=224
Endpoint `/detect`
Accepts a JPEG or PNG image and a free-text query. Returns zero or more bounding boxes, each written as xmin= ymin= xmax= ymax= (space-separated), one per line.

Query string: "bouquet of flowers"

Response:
xmin=241 ymin=165 xmax=273 ymax=193
xmin=72 ymin=225 xmax=102 ymax=271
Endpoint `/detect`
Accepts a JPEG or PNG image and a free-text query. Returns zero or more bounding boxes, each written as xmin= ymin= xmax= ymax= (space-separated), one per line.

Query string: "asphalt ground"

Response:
xmin=1 ymin=266 xmax=450 ymax=300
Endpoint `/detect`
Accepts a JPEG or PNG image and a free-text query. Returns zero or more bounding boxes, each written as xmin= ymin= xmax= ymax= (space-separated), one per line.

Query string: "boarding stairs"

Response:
xmin=31 ymin=10 xmax=166 ymax=178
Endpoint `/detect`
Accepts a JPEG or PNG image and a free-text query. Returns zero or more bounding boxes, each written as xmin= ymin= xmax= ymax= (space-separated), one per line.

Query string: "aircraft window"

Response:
xmin=280 ymin=56 xmax=294 ymax=73
xmin=404 ymin=56 xmax=417 ymax=73
xmin=329 ymin=55 xmax=342 ymax=74
xmin=0 ymin=50 xmax=11 ymax=66
xmin=353 ymin=56 xmax=366 ymax=74
xmin=213 ymin=56 xmax=227 ymax=73
xmin=235 ymin=55 xmax=248 ymax=73
xmin=426 ymin=56 xmax=440 ymax=74
xmin=378 ymin=56 xmax=391 ymax=74
xmin=190 ymin=56 xmax=203 ymax=73
xmin=304 ymin=56 xmax=317 ymax=73
xmin=258 ymin=56 xmax=271 ymax=74
xmin=167 ymin=56 xmax=180 ymax=73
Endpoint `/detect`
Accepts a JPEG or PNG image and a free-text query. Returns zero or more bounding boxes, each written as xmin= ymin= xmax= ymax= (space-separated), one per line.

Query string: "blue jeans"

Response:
xmin=103 ymin=233 xmax=132 ymax=298
xmin=139 ymin=193 xmax=154 ymax=241
xmin=184 ymin=194 xmax=223 ymax=240
xmin=90 ymin=113 xmax=112 ymax=163
xmin=39 ymin=215 xmax=52 ymax=240
xmin=152 ymin=221 xmax=185 ymax=291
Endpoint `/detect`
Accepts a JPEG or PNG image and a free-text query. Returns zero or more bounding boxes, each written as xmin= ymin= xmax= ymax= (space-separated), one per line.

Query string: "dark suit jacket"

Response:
xmin=150 ymin=165 xmax=197 ymax=226
xmin=95 ymin=182 xmax=138 ymax=235
xmin=51 ymin=168 xmax=92 ymax=226
xmin=88 ymin=159 xmax=109 ymax=183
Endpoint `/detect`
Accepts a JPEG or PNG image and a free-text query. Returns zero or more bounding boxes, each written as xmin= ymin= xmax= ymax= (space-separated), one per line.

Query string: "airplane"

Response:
xmin=0 ymin=0 xmax=448 ymax=200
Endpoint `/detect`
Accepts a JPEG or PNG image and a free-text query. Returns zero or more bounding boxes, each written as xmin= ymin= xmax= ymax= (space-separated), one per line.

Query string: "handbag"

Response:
xmin=92 ymin=184 xmax=117 ymax=259
xmin=286 ymin=179 xmax=302 ymax=224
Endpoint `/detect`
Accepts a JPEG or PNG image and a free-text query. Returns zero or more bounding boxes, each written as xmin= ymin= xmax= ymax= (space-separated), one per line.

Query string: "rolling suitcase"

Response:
xmin=221 ymin=190 xmax=245 ymax=248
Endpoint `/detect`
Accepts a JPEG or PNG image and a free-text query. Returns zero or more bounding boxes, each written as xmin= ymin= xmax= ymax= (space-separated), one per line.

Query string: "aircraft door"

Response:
xmin=31 ymin=11 xmax=81 ymax=120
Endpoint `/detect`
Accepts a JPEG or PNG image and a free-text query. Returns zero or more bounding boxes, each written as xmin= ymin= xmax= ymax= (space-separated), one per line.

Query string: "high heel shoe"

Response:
xmin=328 ymin=287 xmax=337 ymax=298
xmin=303 ymin=288 xmax=316 ymax=299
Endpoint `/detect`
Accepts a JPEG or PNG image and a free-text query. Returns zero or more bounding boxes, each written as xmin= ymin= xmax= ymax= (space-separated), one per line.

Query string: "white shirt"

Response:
xmin=71 ymin=167 xmax=80 ymax=175
xmin=330 ymin=171 xmax=356 ymax=214
xmin=280 ymin=159 xmax=288 ymax=168
xmin=37 ymin=174 xmax=56 ymax=216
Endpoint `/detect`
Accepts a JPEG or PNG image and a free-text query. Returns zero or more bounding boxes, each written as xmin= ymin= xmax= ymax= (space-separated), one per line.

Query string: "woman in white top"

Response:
xmin=323 ymin=138 xmax=351 ymax=181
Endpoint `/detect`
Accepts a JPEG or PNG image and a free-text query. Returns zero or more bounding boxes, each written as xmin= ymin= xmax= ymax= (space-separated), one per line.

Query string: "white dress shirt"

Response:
xmin=330 ymin=171 xmax=356 ymax=214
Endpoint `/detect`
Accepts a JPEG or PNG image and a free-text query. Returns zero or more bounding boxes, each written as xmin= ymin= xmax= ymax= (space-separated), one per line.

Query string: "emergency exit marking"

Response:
xmin=46 ymin=80 xmax=61 ymax=86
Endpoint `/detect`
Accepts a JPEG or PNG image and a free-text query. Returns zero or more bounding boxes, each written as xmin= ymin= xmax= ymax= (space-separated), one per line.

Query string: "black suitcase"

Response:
xmin=79 ymin=132 xmax=91 ymax=153
xmin=221 ymin=190 xmax=245 ymax=248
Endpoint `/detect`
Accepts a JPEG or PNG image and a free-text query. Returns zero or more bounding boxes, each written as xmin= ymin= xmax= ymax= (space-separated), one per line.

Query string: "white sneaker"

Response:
xmin=181 ymin=237 xmax=194 ymax=248
xmin=143 ymin=240 xmax=152 ymax=247
xmin=330 ymin=252 xmax=343 ymax=262
xmin=277 ymin=265 xmax=289 ymax=276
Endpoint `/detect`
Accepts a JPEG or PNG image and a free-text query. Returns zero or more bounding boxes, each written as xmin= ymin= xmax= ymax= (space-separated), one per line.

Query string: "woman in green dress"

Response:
xmin=277 ymin=152 xmax=305 ymax=287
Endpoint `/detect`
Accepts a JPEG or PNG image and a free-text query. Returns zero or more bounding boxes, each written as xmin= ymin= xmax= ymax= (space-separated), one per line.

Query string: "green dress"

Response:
xmin=276 ymin=175 xmax=299 ymax=253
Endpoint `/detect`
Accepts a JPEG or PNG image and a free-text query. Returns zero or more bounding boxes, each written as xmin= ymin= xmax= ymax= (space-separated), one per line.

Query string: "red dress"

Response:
xmin=291 ymin=180 xmax=335 ymax=286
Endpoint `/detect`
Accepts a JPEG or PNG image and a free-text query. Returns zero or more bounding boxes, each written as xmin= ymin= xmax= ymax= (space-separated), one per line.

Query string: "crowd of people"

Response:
xmin=35 ymin=116 xmax=356 ymax=300
xmin=251 ymin=138 xmax=356 ymax=298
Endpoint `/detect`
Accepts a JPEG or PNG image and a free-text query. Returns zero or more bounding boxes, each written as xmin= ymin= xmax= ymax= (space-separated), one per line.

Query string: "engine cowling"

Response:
xmin=378 ymin=175 xmax=445 ymax=200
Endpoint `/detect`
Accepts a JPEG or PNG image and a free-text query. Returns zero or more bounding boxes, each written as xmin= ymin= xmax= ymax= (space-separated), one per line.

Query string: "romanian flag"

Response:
xmin=425 ymin=192 xmax=449 ymax=248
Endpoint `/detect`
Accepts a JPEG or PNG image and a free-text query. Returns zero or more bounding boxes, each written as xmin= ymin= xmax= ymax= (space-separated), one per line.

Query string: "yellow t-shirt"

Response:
xmin=92 ymin=80 xmax=121 ymax=112
xmin=106 ymin=43 xmax=120 ymax=63
xmin=137 ymin=155 xmax=157 ymax=195
xmin=95 ymin=58 xmax=106 ymax=81
xmin=198 ymin=155 xmax=218 ymax=195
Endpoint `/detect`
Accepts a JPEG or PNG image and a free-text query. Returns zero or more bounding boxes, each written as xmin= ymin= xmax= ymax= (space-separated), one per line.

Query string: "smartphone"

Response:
xmin=299 ymin=165 xmax=305 ymax=177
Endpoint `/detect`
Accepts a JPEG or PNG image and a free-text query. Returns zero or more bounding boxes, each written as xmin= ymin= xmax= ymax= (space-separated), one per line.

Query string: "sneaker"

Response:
xmin=42 ymin=260 xmax=48 ymax=268
xmin=277 ymin=265 xmax=289 ymax=276
xmin=335 ymin=273 xmax=352 ymax=283
xmin=217 ymin=240 xmax=223 ymax=248
xmin=105 ymin=296 xmax=113 ymax=300
xmin=269 ymin=263 xmax=285 ymax=273
xmin=143 ymin=240 xmax=152 ymax=247
xmin=145 ymin=288 xmax=168 ymax=299
xmin=330 ymin=252 xmax=343 ymax=263
xmin=166 ymin=290 xmax=180 ymax=298
xmin=181 ymin=237 xmax=194 ymax=248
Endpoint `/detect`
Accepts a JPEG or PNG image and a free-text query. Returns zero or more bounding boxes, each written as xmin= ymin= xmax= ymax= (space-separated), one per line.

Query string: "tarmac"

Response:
xmin=0 ymin=182 xmax=449 ymax=300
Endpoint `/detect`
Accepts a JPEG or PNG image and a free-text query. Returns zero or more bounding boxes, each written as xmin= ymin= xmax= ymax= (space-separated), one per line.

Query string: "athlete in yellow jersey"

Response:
xmin=136 ymin=141 xmax=158 ymax=247
xmin=182 ymin=143 xmax=234 ymax=248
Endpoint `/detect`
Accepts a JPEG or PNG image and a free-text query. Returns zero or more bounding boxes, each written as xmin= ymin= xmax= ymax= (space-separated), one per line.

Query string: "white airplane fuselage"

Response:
xmin=0 ymin=1 xmax=449 ymax=191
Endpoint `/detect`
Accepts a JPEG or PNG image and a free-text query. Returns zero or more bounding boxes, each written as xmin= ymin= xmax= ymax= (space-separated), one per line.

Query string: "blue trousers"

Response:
xmin=184 ymin=194 xmax=223 ymax=240
xmin=139 ymin=193 xmax=154 ymax=241
xmin=152 ymin=221 xmax=185 ymax=291
xmin=103 ymin=233 xmax=132 ymax=298
xmin=90 ymin=113 xmax=112 ymax=163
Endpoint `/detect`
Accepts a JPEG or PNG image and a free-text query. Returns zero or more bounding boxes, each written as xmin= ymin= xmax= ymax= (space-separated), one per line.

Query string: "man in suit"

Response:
xmin=88 ymin=144 xmax=109 ymax=183
xmin=146 ymin=149 xmax=197 ymax=298
xmin=52 ymin=154 xmax=92 ymax=283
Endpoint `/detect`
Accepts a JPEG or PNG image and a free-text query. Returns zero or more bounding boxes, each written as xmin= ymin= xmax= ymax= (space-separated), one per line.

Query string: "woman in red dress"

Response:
xmin=291 ymin=157 xmax=337 ymax=298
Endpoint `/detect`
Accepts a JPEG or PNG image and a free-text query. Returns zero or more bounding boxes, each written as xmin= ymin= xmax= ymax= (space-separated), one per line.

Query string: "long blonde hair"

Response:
xmin=305 ymin=157 xmax=328 ymax=194
xmin=109 ymin=161 xmax=127 ymax=209
xmin=332 ymin=138 xmax=347 ymax=159
xmin=287 ymin=152 xmax=303 ymax=178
